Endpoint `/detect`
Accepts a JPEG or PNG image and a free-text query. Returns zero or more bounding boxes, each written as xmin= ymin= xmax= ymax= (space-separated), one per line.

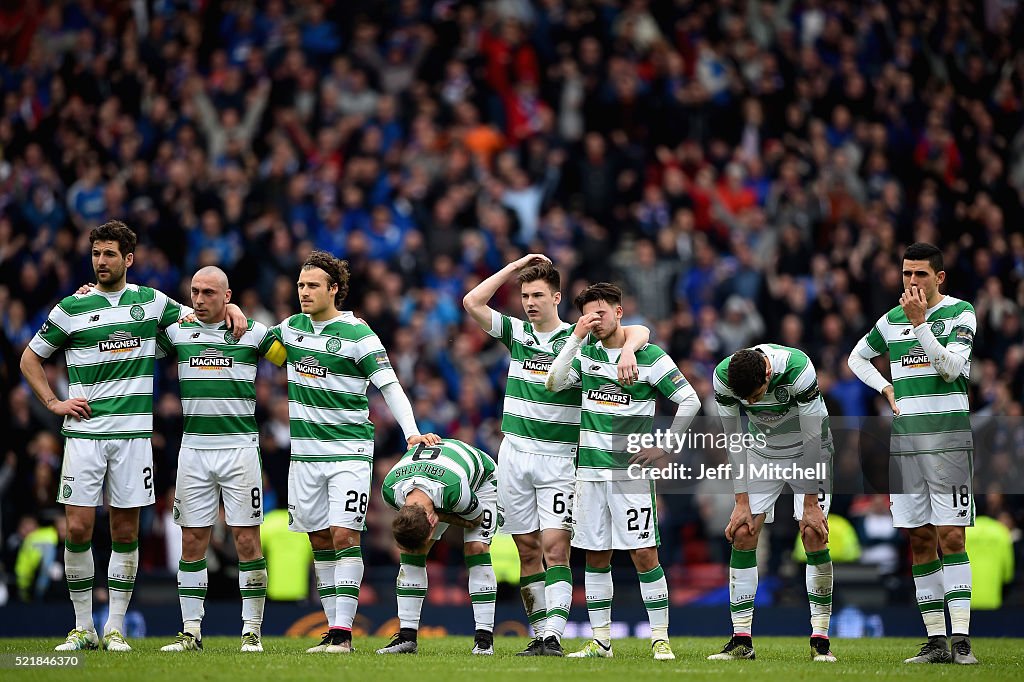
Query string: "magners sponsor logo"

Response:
xmin=587 ymin=382 xmax=631 ymax=406
xmin=99 ymin=330 xmax=142 ymax=353
xmin=295 ymin=355 xmax=328 ymax=378
xmin=523 ymin=352 xmax=555 ymax=374
xmin=189 ymin=348 xmax=234 ymax=369
xmin=900 ymin=343 xmax=930 ymax=368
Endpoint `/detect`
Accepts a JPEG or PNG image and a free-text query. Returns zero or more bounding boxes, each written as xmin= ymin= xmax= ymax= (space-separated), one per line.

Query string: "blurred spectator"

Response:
xmin=850 ymin=495 xmax=903 ymax=577
xmin=966 ymin=515 xmax=1015 ymax=609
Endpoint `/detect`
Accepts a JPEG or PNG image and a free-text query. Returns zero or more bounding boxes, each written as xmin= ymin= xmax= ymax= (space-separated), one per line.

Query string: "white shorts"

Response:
xmin=174 ymin=446 xmax=263 ymax=527
xmin=433 ymin=476 xmax=498 ymax=545
xmin=58 ymin=438 xmax=155 ymax=508
xmin=747 ymin=453 xmax=831 ymax=524
xmin=890 ymin=451 xmax=974 ymax=527
xmin=571 ymin=478 xmax=659 ymax=551
xmin=497 ymin=439 xmax=575 ymax=535
xmin=287 ymin=460 xmax=371 ymax=532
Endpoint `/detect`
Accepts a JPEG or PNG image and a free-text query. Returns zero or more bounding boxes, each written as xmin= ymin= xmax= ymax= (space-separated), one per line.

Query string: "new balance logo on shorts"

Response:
xmin=957 ymin=510 xmax=968 ymax=517
xmin=89 ymin=315 xmax=100 ymax=322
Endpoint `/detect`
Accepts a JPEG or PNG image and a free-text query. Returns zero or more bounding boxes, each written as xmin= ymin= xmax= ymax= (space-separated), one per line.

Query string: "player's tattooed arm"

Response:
xmin=436 ymin=511 xmax=480 ymax=529
xmin=20 ymin=348 xmax=91 ymax=420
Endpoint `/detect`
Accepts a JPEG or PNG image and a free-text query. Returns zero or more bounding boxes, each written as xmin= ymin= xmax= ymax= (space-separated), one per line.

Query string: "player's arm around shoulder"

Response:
xmin=154 ymin=322 xmax=180 ymax=360
xmin=617 ymin=324 xmax=651 ymax=385
xmin=253 ymin=320 xmax=287 ymax=367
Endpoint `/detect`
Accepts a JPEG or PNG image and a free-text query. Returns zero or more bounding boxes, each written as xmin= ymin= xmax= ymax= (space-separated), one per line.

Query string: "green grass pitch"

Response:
xmin=1 ymin=636 xmax=1020 ymax=681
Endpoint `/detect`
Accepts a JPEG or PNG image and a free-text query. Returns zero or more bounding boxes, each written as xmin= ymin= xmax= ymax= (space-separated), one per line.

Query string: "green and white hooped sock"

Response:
xmin=467 ymin=553 xmax=497 ymax=633
xmin=64 ymin=539 xmax=95 ymax=632
xmin=805 ymin=549 xmax=833 ymax=638
xmin=729 ymin=548 xmax=757 ymax=636
xmin=177 ymin=556 xmax=208 ymax=638
xmin=238 ymin=557 xmax=267 ymax=636
xmin=106 ymin=539 xmax=139 ymax=636
xmin=520 ymin=572 xmax=547 ymax=637
xmin=585 ymin=565 xmax=614 ymax=644
xmin=913 ymin=559 xmax=947 ymax=638
xmin=638 ymin=564 xmax=669 ymax=642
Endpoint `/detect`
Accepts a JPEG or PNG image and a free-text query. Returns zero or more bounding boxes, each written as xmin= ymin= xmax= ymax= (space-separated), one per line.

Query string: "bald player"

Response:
xmin=155 ymin=266 xmax=287 ymax=653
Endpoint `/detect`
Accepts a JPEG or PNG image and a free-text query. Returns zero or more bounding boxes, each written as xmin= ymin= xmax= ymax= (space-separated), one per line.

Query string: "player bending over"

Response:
xmin=709 ymin=345 xmax=835 ymax=662
xmin=377 ymin=439 xmax=499 ymax=656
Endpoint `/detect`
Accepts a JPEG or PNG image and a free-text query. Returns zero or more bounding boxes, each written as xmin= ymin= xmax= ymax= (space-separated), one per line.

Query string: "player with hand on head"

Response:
xmin=272 ymin=250 xmax=439 ymax=654
xmin=463 ymin=255 xmax=650 ymax=656
xmin=156 ymin=266 xmax=287 ymax=653
xmin=709 ymin=345 xmax=836 ymax=663
xmin=20 ymin=220 xmax=247 ymax=652
xmin=546 ymin=283 xmax=700 ymax=661
xmin=848 ymin=242 xmax=978 ymax=665
xmin=377 ymin=438 xmax=499 ymax=656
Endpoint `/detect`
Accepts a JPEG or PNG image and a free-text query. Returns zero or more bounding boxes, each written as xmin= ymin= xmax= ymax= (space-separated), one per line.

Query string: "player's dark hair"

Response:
xmin=392 ymin=504 xmax=432 ymax=551
xmin=89 ymin=220 xmax=137 ymax=257
xmin=573 ymin=282 xmax=622 ymax=312
xmin=903 ymin=242 xmax=943 ymax=273
xmin=728 ymin=349 xmax=768 ymax=401
xmin=302 ymin=250 xmax=350 ymax=308
xmin=518 ymin=261 xmax=560 ymax=293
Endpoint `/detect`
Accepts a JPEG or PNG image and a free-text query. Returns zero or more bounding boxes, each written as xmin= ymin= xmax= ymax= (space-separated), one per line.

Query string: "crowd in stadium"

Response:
xmin=0 ymin=0 xmax=1021 ymax=608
